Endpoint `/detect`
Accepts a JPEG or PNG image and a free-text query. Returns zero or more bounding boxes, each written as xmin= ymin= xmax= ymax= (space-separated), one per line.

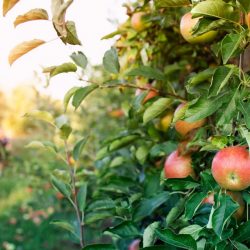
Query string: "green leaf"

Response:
xmin=73 ymin=137 xmax=88 ymax=161
xmin=209 ymin=66 xmax=234 ymax=97
xmin=61 ymin=21 xmax=82 ymax=45
xmin=50 ymin=220 xmax=78 ymax=239
xmin=179 ymin=225 xmax=203 ymax=241
xmin=184 ymin=92 xmax=230 ymax=122
xmin=143 ymin=222 xmax=161 ymax=247
xmin=72 ymin=85 xmax=99 ymax=110
xmin=77 ymin=183 xmax=87 ymax=212
xmin=221 ymin=33 xmax=242 ymax=64
xmin=233 ymin=220 xmax=250 ymax=242
xmin=184 ymin=192 xmax=207 ymax=220
xmin=237 ymin=100 xmax=250 ymax=129
xmin=24 ymin=110 xmax=54 ymax=126
xmin=212 ymin=194 xmax=239 ymax=238
xmin=136 ymin=145 xmax=149 ymax=164
xmin=191 ymin=0 xmax=240 ymax=23
xmin=87 ymin=199 xmax=115 ymax=211
xmin=164 ymin=177 xmax=200 ymax=191
xmin=85 ymin=211 xmax=114 ymax=224
xmin=70 ymin=51 xmax=88 ymax=69
xmin=59 ymin=124 xmax=72 ymax=140
xmin=105 ymin=221 xmax=141 ymax=238
xmin=155 ymin=228 xmax=197 ymax=250
xmin=82 ymin=244 xmax=115 ymax=250
xmin=143 ymin=98 xmax=172 ymax=124
xmin=44 ymin=62 xmax=77 ymax=78
xmin=25 ymin=140 xmax=58 ymax=155
xmin=154 ymin=0 xmax=190 ymax=8
xmin=233 ymin=242 xmax=249 ymax=250
xmin=51 ymin=175 xmax=71 ymax=199
xmin=127 ymin=66 xmax=165 ymax=81
xmin=166 ymin=198 xmax=186 ymax=226
xmin=239 ymin=126 xmax=250 ymax=149
xmin=150 ymin=141 xmax=178 ymax=158
xmin=133 ymin=192 xmax=170 ymax=221
xmin=217 ymin=89 xmax=239 ymax=126
xmin=103 ymin=47 xmax=120 ymax=74
xmin=200 ymin=171 xmax=218 ymax=191
xmin=142 ymin=247 xmax=175 ymax=250
xmin=238 ymin=0 xmax=250 ymax=12
xmin=109 ymin=135 xmax=139 ymax=151
xmin=63 ymin=87 xmax=80 ymax=111
xmin=242 ymin=191 xmax=250 ymax=204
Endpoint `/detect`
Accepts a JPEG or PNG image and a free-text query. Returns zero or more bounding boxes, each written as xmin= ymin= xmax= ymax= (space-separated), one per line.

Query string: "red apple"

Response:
xmin=174 ymin=103 xmax=206 ymax=136
xmin=180 ymin=12 xmax=218 ymax=44
xmin=164 ymin=150 xmax=195 ymax=179
xmin=211 ymin=146 xmax=250 ymax=191
xmin=131 ymin=12 xmax=147 ymax=31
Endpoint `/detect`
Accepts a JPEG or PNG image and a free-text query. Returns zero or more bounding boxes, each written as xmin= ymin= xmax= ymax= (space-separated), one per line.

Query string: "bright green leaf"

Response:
xmin=103 ymin=47 xmax=120 ymax=74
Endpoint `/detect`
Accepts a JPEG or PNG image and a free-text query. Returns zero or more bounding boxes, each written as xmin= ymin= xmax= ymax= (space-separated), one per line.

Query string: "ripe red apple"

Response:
xmin=174 ymin=103 xmax=206 ymax=136
xmin=164 ymin=150 xmax=195 ymax=179
xmin=180 ymin=12 xmax=218 ymax=44
xmin=135 ymin=85 xmax=158 ymax=104
xmin=211 ymin=146 xmax=250 ymax=191
xmin=131 ymin=12 xmax=147 ymax=31
xmin=202 ymin=191 xmax=245 ymax=221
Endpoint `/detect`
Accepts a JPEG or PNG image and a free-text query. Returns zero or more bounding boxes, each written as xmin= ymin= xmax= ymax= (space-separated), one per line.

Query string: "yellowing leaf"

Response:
xmin=14 ymin=8 xmax=49 ymax=27
xmin=3 ymin=0 xmax=20 ymax=16
xmin=8 ymin=39 xmax=45 ymax=65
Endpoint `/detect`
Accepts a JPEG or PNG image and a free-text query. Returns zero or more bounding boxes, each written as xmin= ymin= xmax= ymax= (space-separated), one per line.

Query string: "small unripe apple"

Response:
xmin=131 ymin=12 xmax=147 ymax=31
xmin=135 ymin=85 xmax=158 ymax=104
xmin=174 ymin=103 xmax=206 ymax=136
xmin=211 ymin=146 xmax=250 ymax=191
xmin=159 ymin=111 xmax=174 ymax=132
xmin=202 ymin=191 xmax=245 ymax=221
xmin=108 ymin=109 xmax=124 ymax=118
xmin=180 ymin=12 xmax=218 ymax=44
xmin=164 ymin=150 xmax=195 ymax=179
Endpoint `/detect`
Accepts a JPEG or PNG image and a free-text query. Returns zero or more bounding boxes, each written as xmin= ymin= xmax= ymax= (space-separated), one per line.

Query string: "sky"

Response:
xmin=0 ymin=0 xmax=127 ymax=99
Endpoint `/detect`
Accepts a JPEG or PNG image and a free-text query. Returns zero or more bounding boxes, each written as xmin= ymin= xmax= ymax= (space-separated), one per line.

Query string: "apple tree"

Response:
xmin=3 ymin=0 xmax=250 ymax=249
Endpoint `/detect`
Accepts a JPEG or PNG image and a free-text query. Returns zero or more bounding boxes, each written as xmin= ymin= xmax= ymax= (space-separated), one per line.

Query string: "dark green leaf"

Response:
xmin=238 ymin=0 xmax=250 ymax=12
xmin=237 ymin=100 xmax=250 ymax=129
xmin=143 ymin=98 xmax=172 ymax=124
xmin=127 ymin=66 xmax=165 ymax=81
xmin=166 ymin=198 xmax=186 ymax=226
xmin=87 ymin=199 xmax=115 ymax=211
xmin=51 ymin=175 xmax=71 ymax=198
xmin=51 ymin=220 xmax=78 ymax=239
xmin=212 ymin=194 xmax=239 ymax=238
xmin=105 ymin=221 xmax=141 ymax=238
xmin=72 ymin=85 xmax=99 ymax=109
xmin=59 ymin=124 xmax=72 ymax=140
xmin=233 ymin=220 xmax=250 ymax=242
xmin=155 ymin=228 xmax=197 ymax=250
xmin=209 ymin=66 xmax=234 ymax=97
xmin=133 ymin=192 xmax=170 ymax=221
xmin=77 ymin=183 xmax=87 ymax=212
xmin=103 ymin=47 xmax=120 ymax=74
xmin=185 ymin=192 xmax=207 ymax=220
xmin=150 ymin=141 xmax=178 ymax=158
xmin=73 ymin=137 xmax=88 ymax=161
xmin=184 ymin=92 xmax=230 ymax=122
xmin=221 ymin=33 xmax=242 ymax=64
xmin=70 ymin=51 xmax=88 ymax=69
xmin=85 ymin=211 xmax=114 ymax=224
xmin=82 ymin=244 xmax=116 ymax=250
xmin=164 ymin=177 xmax=200 ymax=191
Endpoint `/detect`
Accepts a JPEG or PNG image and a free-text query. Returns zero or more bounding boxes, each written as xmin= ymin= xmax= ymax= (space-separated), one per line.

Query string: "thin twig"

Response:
xmin=64 ymin=140 xmax=84 ymax=248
